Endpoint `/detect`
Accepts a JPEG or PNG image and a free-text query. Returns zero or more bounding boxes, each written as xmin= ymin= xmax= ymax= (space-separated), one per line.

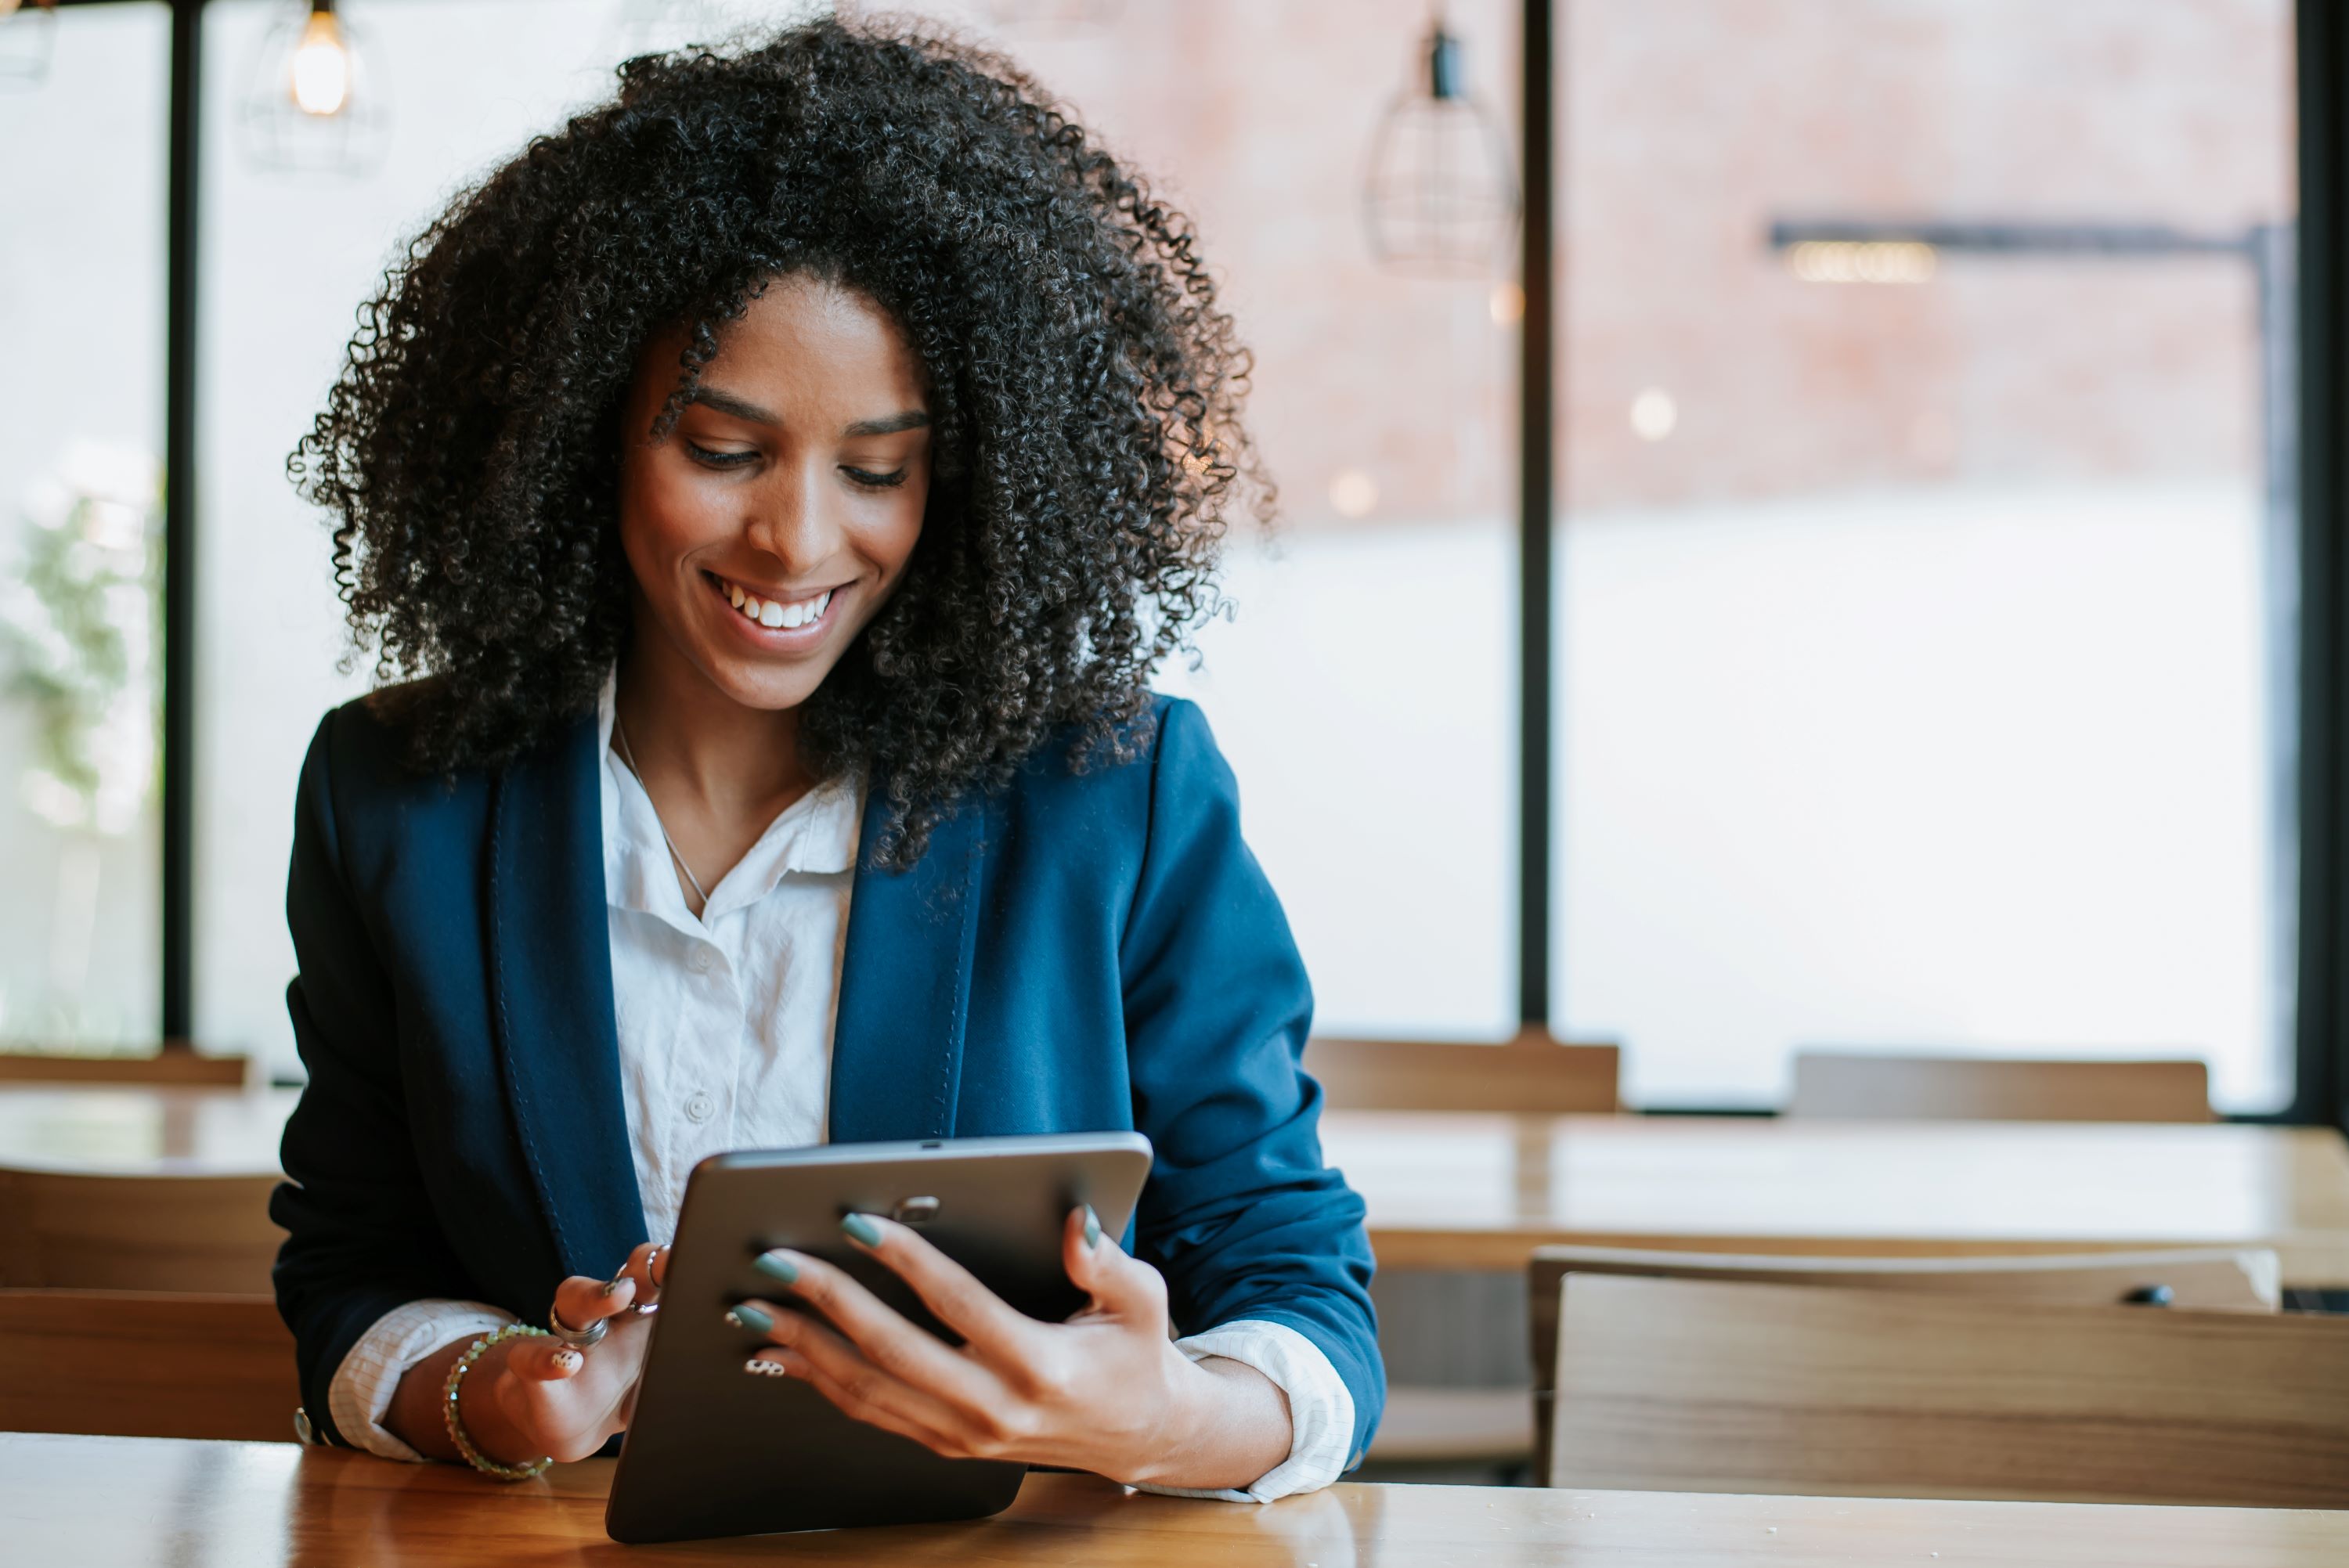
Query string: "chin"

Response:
xmin=704 ymin=657 xmax=831 ymax=713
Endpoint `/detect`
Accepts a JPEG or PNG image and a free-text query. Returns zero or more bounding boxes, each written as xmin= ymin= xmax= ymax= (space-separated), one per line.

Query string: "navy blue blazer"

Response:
xmin=270 ymin=689 xmax=1383 ymax=1465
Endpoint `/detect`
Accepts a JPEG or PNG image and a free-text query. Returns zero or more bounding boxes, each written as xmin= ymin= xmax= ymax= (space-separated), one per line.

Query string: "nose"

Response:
xmin=740 ymin=448 xmax=839 ymax=577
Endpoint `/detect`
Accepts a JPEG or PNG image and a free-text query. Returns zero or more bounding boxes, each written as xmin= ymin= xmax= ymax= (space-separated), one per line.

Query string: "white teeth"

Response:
xmin=724 ymin=577 xmax=833 ymax=631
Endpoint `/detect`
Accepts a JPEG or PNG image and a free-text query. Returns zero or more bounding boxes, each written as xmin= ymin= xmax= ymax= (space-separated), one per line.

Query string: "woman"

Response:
xmin=270 ymin=16 xmax=1380 ymax=1501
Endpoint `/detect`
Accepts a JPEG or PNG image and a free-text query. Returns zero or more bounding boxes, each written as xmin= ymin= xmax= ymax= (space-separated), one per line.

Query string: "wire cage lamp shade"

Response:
xmin=236 ymin=0 xmax=388 ymax=178
xmin=0 ymin=0 xmax=57 ymax=92
xmin=1363 ymin=16 xmax=1520 ymax=276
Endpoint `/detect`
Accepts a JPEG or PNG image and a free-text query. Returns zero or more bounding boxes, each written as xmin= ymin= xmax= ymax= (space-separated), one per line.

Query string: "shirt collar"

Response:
xmin=596 ymin=667 xmax=863 ymax=928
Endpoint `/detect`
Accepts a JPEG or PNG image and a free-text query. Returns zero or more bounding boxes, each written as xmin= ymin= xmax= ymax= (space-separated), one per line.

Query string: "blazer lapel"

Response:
xmin=487 ymin=711 xmax=649 ymax=1277
xmin=828 ymin=790 xmax=984 ymax=1143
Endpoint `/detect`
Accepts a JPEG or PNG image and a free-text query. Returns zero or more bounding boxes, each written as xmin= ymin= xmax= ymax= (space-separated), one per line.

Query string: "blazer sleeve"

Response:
xmin=269 ymin=707 xmax=478 ymax=1447
xmin=1118 ymin=698 xmax=1384 ymax=1466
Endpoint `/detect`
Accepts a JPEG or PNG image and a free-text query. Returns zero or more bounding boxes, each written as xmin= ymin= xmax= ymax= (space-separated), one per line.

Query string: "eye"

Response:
xmin=685 ymin=441 xmax=758 ymax=470
xmin=843 ymin=467 xmax=909 ymax=490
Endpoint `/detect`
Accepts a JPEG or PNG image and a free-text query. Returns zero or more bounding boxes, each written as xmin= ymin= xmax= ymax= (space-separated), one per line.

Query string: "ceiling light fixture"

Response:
xmin=1363 ymin=6 xmax=1520 ymax=277
xmin=236 ymin=1 xmax=388 ymax=178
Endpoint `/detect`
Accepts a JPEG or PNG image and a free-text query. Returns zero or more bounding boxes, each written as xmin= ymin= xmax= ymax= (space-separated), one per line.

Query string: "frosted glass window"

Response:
xmin=1553 ymin=0 xmax=2297 ymax=1111
xmin=0 ymin=2 xmax=170 ymax=1050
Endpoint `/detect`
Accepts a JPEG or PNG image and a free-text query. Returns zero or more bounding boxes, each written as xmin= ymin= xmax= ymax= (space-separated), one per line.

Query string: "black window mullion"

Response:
xmin=2294 ymin=0 xmax=2348 ymax=1130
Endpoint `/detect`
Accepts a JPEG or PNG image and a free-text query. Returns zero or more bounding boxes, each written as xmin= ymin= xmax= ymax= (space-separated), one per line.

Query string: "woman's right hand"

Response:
xmin=388 ymin=1242 xmax=671 ymax=1467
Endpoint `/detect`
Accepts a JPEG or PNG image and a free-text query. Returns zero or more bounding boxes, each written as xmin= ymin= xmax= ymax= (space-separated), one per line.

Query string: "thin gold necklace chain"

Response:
xmin=610 ymin=712 xmax=713 ymax=911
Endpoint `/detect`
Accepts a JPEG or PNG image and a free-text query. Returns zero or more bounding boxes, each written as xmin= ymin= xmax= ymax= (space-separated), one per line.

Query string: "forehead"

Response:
xmin=659 ymin=273 xmax=927 ymax=415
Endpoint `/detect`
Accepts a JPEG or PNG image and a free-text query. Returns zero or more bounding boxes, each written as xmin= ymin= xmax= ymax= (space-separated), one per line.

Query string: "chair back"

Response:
xmin=1527 ymin=1244 xmax=2279 ymax=1481
xmin=0 ymin=1169 xmax=282 ymax=1292
xmin=1546 ymin=1274 xmax=2349 ymax=1506
xmin=1304 ymin=1030 xmax=1618 ymax=1114
xmin=1788 ymin=1051 xmax=2211 ymax=1121
xmin=0 ymin=1289 xmax=298 ymax=1443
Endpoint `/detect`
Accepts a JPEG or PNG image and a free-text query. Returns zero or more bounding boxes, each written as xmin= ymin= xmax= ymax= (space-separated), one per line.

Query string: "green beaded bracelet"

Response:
xmin=442 ymin=1322 xmax=554 ymax=1481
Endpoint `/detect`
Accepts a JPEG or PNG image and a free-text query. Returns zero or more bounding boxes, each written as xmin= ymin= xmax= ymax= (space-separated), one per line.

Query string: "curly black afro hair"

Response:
xmin=290 ymin=11 xmax=1265 ymax=864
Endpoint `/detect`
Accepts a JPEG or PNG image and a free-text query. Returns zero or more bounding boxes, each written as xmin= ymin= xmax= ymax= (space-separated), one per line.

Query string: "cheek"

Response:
xmin=619 ymin=452 xmax=731 ymax=568
xmin=863 ymin=483 xmax=929 ymax=582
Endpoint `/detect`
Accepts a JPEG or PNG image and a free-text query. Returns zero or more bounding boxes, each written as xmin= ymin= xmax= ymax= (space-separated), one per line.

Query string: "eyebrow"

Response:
xmin=685 ymin=386 xmax=779 ymax=425
xmin=685 ymin=387 xmax=929 ymax=441
xmin=843 ymin=410 xmax=931 ymax=438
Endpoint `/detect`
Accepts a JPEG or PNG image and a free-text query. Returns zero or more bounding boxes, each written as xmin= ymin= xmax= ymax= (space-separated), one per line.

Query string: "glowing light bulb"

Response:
xmin=1784 ymin=240 xmax=1937 ymax=285
xmin=1629 ymin=388 xmax=1678 ymax=442
xmin=1329 ymin=470 xmax=1380 ymax=519
xmin=289 ymin=9 xmax=352 ymax=117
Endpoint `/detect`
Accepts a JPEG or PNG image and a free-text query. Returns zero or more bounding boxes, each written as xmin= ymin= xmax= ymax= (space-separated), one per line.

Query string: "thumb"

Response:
xmin=1063 ymin=1205 xmax=1167 ymax=1323
xmin=503 ymin=1332 xmax=588 ymax=1383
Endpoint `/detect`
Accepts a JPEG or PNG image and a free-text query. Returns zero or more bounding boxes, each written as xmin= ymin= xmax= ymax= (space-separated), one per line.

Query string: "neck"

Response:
xmin=614 ymin=623 xmax=810 ymax=820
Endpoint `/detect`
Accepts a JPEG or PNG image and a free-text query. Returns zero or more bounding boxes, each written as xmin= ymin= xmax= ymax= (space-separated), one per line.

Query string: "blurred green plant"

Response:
xmin=0 ymin=442 xmax=162 ymax=837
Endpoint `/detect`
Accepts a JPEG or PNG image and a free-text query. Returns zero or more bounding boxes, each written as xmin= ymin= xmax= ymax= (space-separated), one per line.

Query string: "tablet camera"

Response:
xmin=892 ymin=1195 xmax=942 ymax=1224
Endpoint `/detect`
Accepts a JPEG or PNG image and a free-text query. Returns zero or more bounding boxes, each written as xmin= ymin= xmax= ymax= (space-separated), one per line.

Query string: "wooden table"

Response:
xmin=8 ymin=1433 xmax=2347 ymax=1567
xmin=0 ymin=1086 xmax=296 ymax=1175
xmin=1322 ymin=1111 xmax=2349 ymax=1281
xmin=7 ymin=1089 xmax=2348 ymax=1285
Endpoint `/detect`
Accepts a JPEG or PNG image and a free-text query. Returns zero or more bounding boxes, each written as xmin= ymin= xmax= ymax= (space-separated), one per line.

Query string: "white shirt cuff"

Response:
xmin=1135 ymin=1317 xmax=1357 ymax=1502
xmin=326 ymin=1298 xmax=517 ymax=1461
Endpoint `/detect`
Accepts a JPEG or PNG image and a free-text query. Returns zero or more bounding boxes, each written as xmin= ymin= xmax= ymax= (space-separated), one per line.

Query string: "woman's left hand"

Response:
xmin=731 ymin=1207 xmax=1293 ymax=1492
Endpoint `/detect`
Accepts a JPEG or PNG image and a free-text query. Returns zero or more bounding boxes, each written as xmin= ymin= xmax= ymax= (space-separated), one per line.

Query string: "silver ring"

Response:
xmin=548 ymin=1303 xmax=609 ymax=1350
xmin=629 ymin=1245 xmax=666 ymax=1315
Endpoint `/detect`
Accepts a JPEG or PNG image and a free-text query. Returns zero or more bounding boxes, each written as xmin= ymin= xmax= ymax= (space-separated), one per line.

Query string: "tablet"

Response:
xmin=604 ymin=1130 xmax=1153 ymax=1544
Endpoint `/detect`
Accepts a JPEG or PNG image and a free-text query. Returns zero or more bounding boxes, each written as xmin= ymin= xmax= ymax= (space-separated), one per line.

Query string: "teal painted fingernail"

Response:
xmin=726 ymin=1304 xmax=774 ymax=1334
xmin=840 ymin=1212 xmax=884 ymax=1248
xmin=1082 ymin=1206 xmax=1102 ymax=1249
xmin=752 ymin=1249 xmax=799 ymax=1285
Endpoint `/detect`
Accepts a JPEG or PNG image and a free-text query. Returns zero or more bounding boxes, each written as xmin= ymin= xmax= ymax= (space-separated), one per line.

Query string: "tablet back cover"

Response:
xmin=604 ymin=1132 xmax=1152 ymax=1544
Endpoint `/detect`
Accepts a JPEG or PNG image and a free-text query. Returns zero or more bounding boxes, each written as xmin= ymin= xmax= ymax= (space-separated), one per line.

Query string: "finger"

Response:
xmin=734 ymin=1300 xmax=985 ymax=1442
xmin=833 ymin=1213 xmax=1037 ymax=1360
xmin=610 ymin=1241 xmax=666 ymax=1310
xmin=737 ymin=1250 xmax=997 ymax=1405
xmin=752 ymin=1349 xmax=976 ymax=1459
xmin=742 ymin=1344 xmax=975 ymax=1461
xmin=551 ymin=1271 xmax=635 ymax=1336
xmin=1062 ymin=1206 xmax=1168 ymax=1324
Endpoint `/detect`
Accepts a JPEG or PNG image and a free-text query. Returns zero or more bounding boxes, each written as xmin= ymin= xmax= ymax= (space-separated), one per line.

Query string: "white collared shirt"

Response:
xmin=325 ymin=673 xmax=1354 ymax=1500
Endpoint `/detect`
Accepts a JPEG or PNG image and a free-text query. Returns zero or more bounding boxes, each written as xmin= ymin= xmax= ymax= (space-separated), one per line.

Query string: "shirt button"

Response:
xmin=685 ymin=1092 xmax=716 ymax=1124
xmin=688 ymin=948 xmax=715 ymax=975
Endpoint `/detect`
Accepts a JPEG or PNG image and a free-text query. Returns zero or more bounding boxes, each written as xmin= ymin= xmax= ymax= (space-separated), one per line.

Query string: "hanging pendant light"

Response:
xmin=1362 ymin=9 xmax=1520 ymax=277
xmin=236 ymin=1 xmax=389 ymax=178
xmin=0 ymin=0 xmax=58 ymax=93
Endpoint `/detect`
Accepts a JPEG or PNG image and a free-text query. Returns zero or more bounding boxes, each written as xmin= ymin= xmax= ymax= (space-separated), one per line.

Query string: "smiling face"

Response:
xmin=615 ymin=273 xmax=933 ymax=715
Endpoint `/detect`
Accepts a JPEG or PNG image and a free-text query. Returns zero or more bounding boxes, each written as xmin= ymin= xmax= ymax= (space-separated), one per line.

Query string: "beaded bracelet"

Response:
xmin=442 ymin=1322 xmax=554 ymax=1481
